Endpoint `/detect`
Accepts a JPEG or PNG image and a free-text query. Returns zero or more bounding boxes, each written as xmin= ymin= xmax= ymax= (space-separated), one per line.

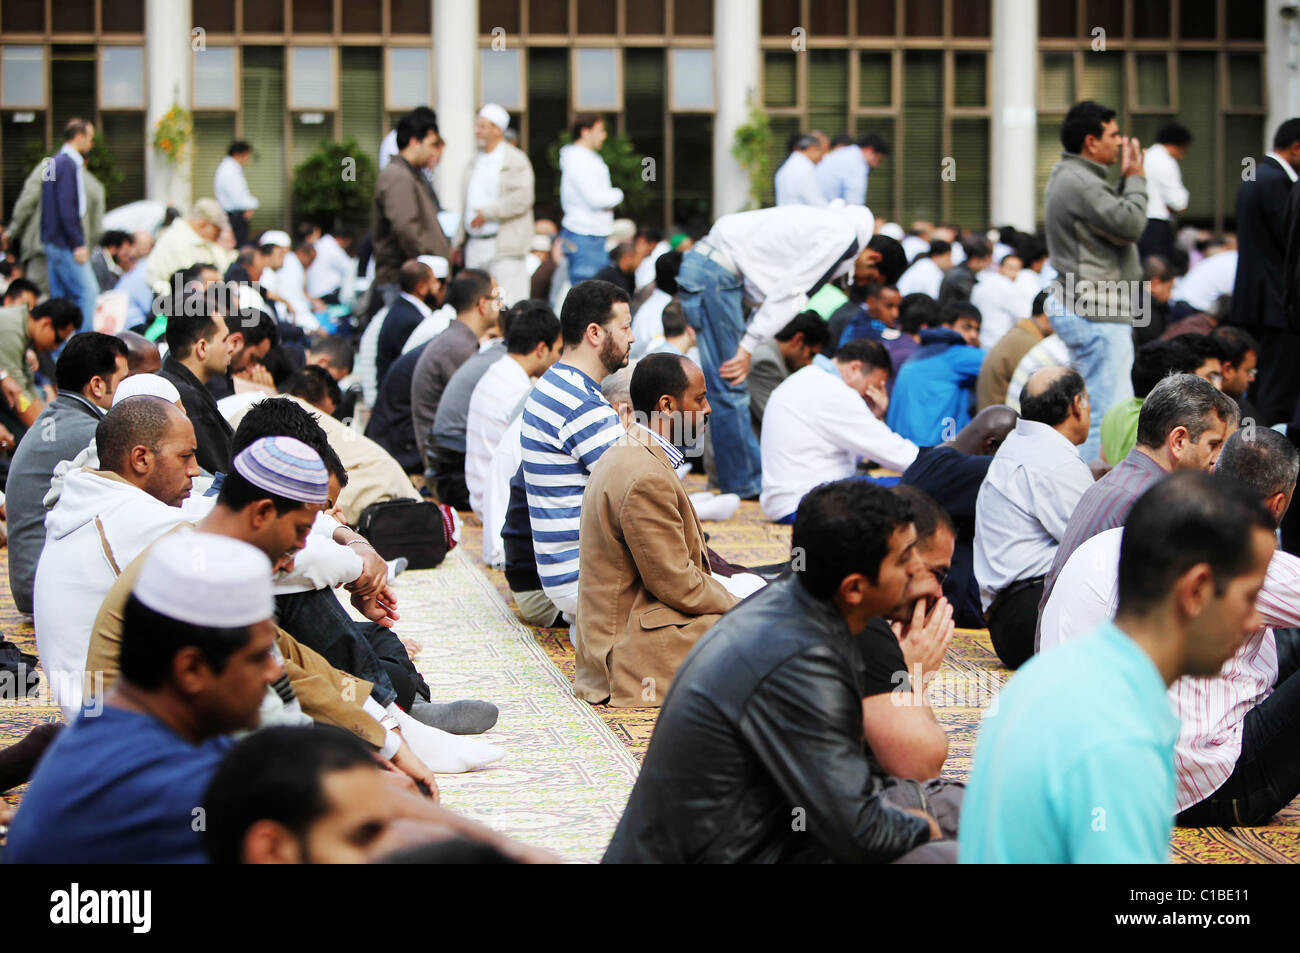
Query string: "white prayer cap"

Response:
xmin=879 ymin=222 xmax=905 ymax=241
xmin=258 ymin=230 xmax=292 ymax=248
xmin=478 ymin=103 xmax=510 ymax=133
xmin=112 ymin=373 xmax=182 ymax=407
xmin=133 ymin=533 xmax=274 ymax=629
xmin=417 ymin=255 xmax=450 ymax=279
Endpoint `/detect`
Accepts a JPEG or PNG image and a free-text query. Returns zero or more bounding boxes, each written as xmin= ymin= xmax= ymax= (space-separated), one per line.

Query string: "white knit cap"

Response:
xmin=112 ymin=374 xmax=182 ymax=407
xmin=478 ymin=103 xmax=510 ymax=133
xmin=258 ymin=230 xmax=292 ymax=248
xmin=133 ymin=533 xmax=274 ymax=628
xmin=417 ymin=255 xmax=450 ymax=279
xmin=879 ymin=221 xmax=905 ymax=241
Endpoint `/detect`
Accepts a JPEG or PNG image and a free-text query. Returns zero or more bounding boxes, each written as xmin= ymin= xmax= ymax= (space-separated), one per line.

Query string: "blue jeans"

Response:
xmin=1047 ymin=302 xmax=1134 ymax=463
xmin=44 ymin=243 xmax=96 ymax=331
xmin=676 ymin=251 xmax=762 ymax=497
xmin=560 ymin=228 xmax=609 ymax=285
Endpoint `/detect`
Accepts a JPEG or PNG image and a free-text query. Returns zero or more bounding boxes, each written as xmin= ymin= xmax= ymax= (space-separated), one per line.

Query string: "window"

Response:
xmin=1035 ymin=0 xmax=1266 ymax=229
xmin=193 ymin=46 xmax=238 ymax=109
xmin=1 ymin=46 xmax=45 ymax=107
xmin=670 ymin=49 xmax=712 ymax=111
xmin=100 ymin=46 xmax=144 ymax=109
xmin=481 ymin=47 xmax=523 ymax=111
xmin=760 ymin=0 xmax=992 ymax=225
xmin=574 ymin=48 xmax=620 ymax=111
xmin=289 ymin=47 xmax=335 ymax=110
xmin=388 ymin=47 xmax=431 ymax=110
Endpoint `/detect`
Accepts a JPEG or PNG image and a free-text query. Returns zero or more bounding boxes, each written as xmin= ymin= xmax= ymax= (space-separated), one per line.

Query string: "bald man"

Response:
xmin=974 ymin=367 xmax=1094 ymax=667
xmin=115 ymin=329 xmax=162 ymax=375
xmin=900 ymin=405 xmax=1019 ymax=627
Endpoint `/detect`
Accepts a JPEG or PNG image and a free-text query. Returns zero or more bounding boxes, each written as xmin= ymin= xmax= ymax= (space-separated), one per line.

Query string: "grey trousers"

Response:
xmin=882 ymin=776 xmax=965 ymax=864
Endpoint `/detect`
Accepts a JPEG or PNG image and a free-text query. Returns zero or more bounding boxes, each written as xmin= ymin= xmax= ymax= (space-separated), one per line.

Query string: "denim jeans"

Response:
xmin=44 ymin=243 xmax=96 ymax=331
xmin=559 ymin=228 xmax=609 ymax=285
xmin=274 ymin=588 xmax=399 ymax=708
xmin=676 ymin=251 xmax=763 ymax=498
xmin=1046 ymin=301 xmax=1134 ymax=463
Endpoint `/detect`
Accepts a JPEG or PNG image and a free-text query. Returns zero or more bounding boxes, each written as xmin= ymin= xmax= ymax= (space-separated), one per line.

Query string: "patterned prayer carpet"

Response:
xmin=458 ymin=474 xmax=1300 ymax=865
xmin=6 ymin=483 xmax=1300 ymax=862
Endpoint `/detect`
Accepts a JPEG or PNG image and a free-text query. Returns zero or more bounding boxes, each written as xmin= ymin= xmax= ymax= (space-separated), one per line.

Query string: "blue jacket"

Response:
xmin=40 ymin=151 xmax=85 ymax=250
xmin=886 ymin=328 xmax=985 ymax=445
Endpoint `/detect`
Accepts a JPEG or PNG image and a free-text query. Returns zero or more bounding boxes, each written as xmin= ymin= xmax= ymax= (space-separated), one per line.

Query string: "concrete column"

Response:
xmin=712 ymin=0 xmax=761 ymax=218
xmin=434 ymin=0 xmax=479 ymax=213
xmin=990 ymin=0 xmax=1038 ymax=230
xmin=145 ymin=0 xmax=192 ymax=208
xmin=1267 ymin=0 xmax=1300 ymax=150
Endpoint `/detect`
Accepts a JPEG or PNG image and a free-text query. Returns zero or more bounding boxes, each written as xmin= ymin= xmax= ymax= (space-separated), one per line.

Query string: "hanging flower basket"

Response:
xmin=152 ymin=105 xmax=193 ymax=165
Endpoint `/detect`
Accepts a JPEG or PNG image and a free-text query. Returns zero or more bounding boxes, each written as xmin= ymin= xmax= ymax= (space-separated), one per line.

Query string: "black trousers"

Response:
xmin=229 ymin=209 xmax=251 ymax=248
xmin=275 ymin=588 xmax=430 ymax=710
xmin=987 ymin=577 xmax=1045 ymax=670
xmin=1249 ymin=329 xmax=1300 ymax=426
xmin=434 ymin=446 xmax=471 ymax=511
xmin=1177 ymin=657 xmax=1300 ymax=827
xmin=1137 ymin=218 xmax=1174 ymax=261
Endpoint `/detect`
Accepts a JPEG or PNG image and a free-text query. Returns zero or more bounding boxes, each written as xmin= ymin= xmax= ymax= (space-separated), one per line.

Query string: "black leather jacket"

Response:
xmin=603 ymin=575 xmax=931 ymax=863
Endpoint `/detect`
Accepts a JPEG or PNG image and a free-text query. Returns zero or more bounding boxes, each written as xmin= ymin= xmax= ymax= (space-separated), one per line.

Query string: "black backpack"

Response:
xmin=355 ymin=499 xmax=457 ymax=570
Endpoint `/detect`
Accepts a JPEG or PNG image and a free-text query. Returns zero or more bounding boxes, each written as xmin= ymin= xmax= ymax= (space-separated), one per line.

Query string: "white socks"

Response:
xmin=387 ymin=703 xmax=505 ymax=773
xmin=691 ymin=492 xmax=741 ymax=522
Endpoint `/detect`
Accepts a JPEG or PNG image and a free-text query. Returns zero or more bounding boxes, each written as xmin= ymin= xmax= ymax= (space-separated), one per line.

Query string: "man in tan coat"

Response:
xmin=574 ymin=353 xmax=738 ymax=707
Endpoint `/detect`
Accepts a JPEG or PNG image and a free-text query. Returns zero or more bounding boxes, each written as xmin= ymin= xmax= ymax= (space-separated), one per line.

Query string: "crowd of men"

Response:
xmin=0 ymin=93 xmax=1298 ymax=865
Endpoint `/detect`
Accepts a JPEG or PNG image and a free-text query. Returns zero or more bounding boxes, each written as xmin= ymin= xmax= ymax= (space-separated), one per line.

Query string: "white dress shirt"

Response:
xmin=973 ymin=418 xmax=1094 ymax=611
xmin=971 ymin=270 xmax=1032 ymax=349
xmin=466 ymin=354 xmax=532 ymax=517
xmin=705 ymin=205 xmax=865 ymax=354
xmin=266 ymin=253 xmax=316 ymax=330
xmin=59 ymin=143 xmax=87 ymax=218
xmin=759 ymin=360 xmax=918 ymax=521
xmin=633 ymin=240 xmax=670 ymax=291
xmin=379 ymin=128 xmax=398 ymax=169
xmin=630 ymin=287 xmax=672 ymax=359
xmin=306 ymin=233 xmax=353 ymax=299
xmin=774 ymin=151 xmax=828 ymax=208
xmin=358 ymin=305 xmax=389 ymax=405
xmin=464 ymin=146 xmax=505 ymax=238
xmin=1143 ymin=143 xmax=1188 ymax=220
xmin=1268 ymin=150 xmax=1300 ymax=184
xmin=901 ymin=234 xmax=930 ymax=263
xmin=1041 ymin=528 xmax=1300 ymax=812
xmin=482 ymin=411 xmax=525 ymax=568
xmin=896 ymin=256 xmax=944 ymax=300
xmin=1171 ymin=249 xmax=1238 ymax=312
xmin=400 ymin=302 xmax=455 ymax=355
xmin=213 ymin=155 xmax=259 ymax=212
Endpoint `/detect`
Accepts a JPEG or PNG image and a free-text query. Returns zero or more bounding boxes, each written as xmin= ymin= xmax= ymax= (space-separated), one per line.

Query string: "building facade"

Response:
xmin=0 ymin=0 xmax=1287 ymax=237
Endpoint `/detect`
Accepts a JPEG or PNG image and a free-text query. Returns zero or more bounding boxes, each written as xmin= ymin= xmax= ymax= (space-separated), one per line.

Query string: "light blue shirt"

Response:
xmin=959 ymin=621 xmax=1180 ymax=863
xmin=774 ymin=152 xmax=827 ymax=207
xmin=816 ymin=146 xmax=868 ymax=205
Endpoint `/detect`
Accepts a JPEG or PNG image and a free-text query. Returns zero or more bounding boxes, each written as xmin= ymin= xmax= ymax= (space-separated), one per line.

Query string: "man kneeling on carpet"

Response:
xmin=573 ymin=352 xmax=739 ymax=707
xmin=603 ymin=479 xmax=952 ymax=863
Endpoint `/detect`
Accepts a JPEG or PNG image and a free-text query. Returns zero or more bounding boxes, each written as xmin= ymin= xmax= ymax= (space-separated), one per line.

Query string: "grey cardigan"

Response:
xmin=1042 ymin=152 xmax=1147 ymax=322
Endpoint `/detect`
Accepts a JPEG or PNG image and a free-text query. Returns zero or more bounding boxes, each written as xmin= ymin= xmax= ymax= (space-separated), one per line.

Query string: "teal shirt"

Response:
xmin=959 ymin=622 xmax=1179 ymax=863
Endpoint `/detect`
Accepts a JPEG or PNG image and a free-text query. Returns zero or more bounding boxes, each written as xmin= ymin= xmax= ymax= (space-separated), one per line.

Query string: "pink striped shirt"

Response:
xmin=1042 ymin=535 xmax=1300 ymax=811
xmin=1169 ymin=549 xmax=1300 ymax=810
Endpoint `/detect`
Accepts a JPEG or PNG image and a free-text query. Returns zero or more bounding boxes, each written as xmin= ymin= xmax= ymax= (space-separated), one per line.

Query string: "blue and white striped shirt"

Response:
xmin=521 ymin=363 xmax=625 ymax=613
